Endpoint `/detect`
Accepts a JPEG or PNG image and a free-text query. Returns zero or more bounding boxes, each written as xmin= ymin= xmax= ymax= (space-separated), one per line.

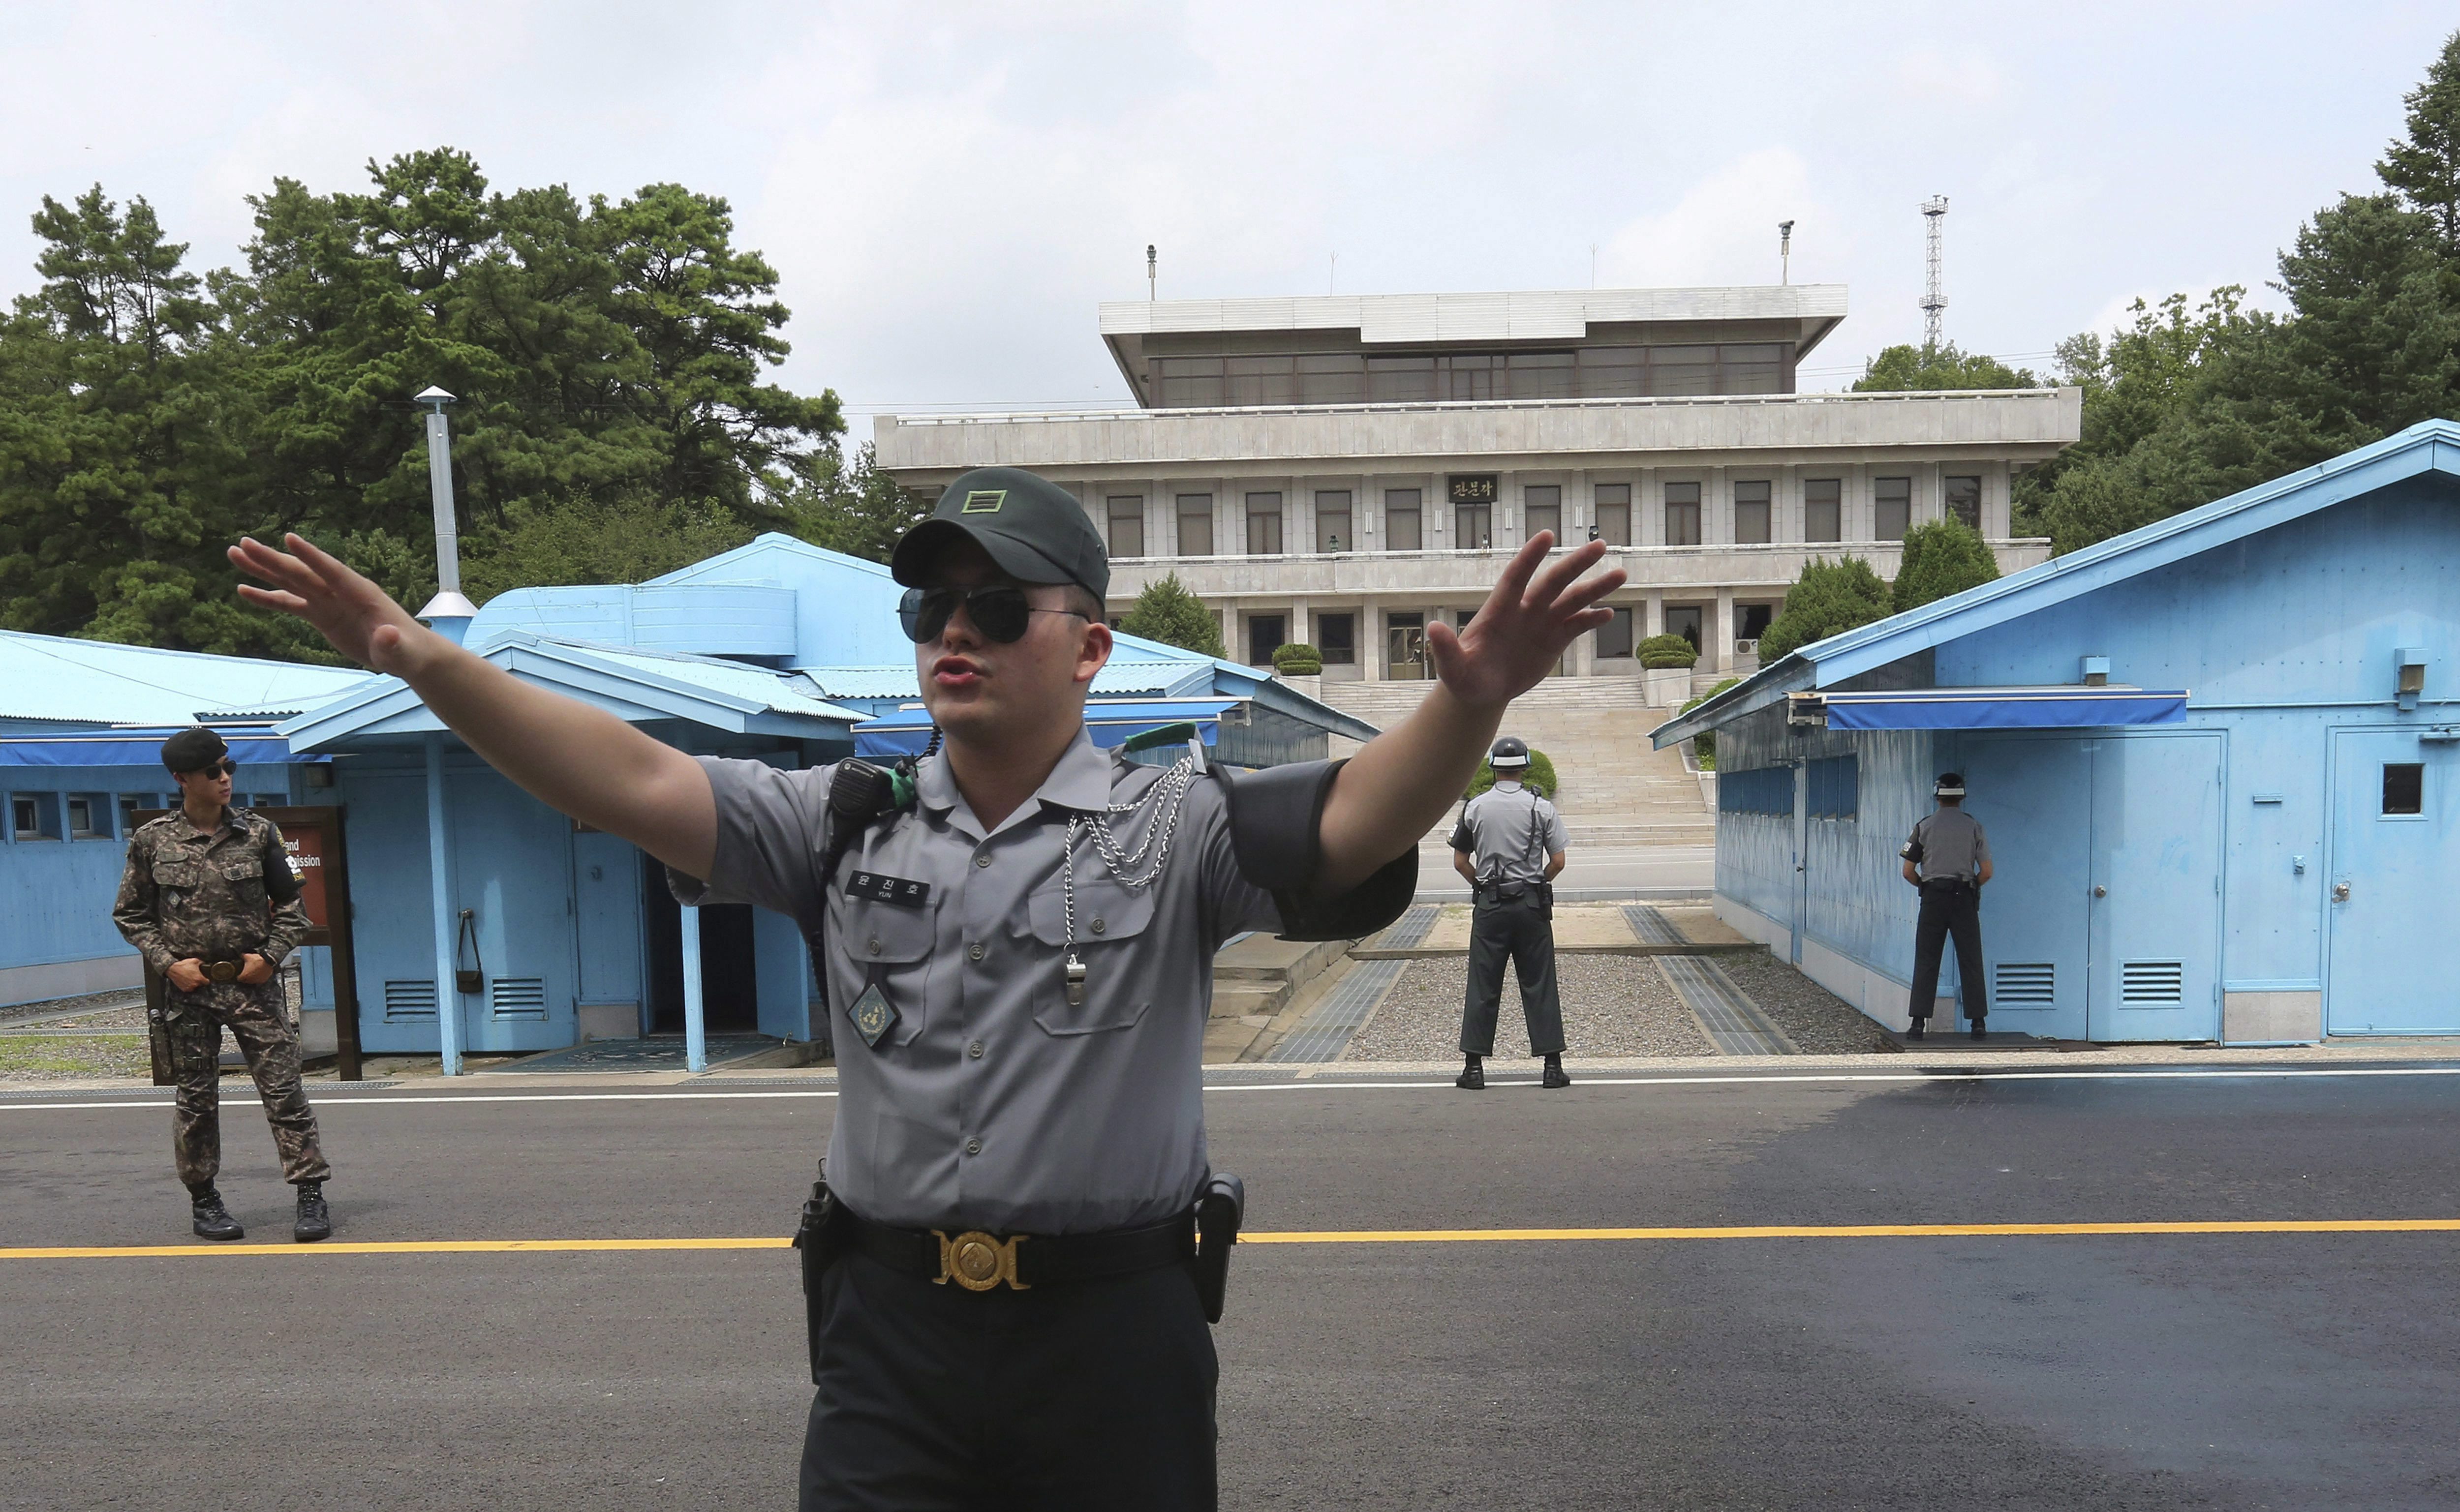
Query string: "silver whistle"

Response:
xmin=1065 ymin=953 xmax=1088 ymax=1007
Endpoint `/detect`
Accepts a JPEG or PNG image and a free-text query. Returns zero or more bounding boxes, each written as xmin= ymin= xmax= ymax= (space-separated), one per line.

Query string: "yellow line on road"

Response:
xmin=6 ymin=1218 xmax=2459 ymax=1261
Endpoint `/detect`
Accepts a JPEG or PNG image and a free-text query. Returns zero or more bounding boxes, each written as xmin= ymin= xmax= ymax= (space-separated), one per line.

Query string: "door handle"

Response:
xmin=2092 ymin=884 xmax=2107 ymax=898
xmin=2332 ymin=881 xmax=2351 ymax=902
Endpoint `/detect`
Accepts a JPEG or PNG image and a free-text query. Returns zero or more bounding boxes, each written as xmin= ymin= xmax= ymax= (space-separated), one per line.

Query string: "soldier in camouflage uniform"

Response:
xmin=112 ymin=726 xmax=333 ymax=1242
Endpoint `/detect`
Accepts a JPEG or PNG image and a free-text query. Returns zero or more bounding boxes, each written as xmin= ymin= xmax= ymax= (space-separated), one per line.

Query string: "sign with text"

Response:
xmin=1447 ymin=474 xmax=1498 ymax=505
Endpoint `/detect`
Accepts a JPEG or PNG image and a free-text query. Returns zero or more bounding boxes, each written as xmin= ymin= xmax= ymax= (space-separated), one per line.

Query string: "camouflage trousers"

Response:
xmin=166 ymin=981 xmax=330 ymax=1189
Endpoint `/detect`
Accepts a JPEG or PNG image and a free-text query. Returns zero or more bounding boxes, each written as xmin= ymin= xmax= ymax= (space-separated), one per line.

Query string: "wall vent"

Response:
xmin=2121 ymin=961 xmax=2186 ymax=1004
xmin=490 ymin=976 xmax=549 ymax=1021
xmin=1993 ymin=962 xmax=2055 ymax=1006
xmin=383 ymin=979 xmax=438 ymax=1022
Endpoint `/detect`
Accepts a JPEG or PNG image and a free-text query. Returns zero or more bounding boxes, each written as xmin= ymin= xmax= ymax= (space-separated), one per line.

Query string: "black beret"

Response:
xmin=161 ymin=726 xmax=229 ymax=774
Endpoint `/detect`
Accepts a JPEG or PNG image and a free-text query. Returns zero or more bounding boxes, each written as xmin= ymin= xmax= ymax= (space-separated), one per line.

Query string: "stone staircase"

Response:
xmin=1321 ymin=675 xmax=1712 ymax=846
xmin=1203 ymin=934 xmax=1352 ymax=1062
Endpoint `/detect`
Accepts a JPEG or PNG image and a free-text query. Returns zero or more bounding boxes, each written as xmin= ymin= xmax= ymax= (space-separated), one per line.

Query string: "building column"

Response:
xmin=423 ymin=732 xmax=462 ymax=1077
xmin=679 ymin=903 xmax=707 ymax=1073
xmin=1709 ymin=466 xmax=1731 ymax=544
xmin=1644 ymin=588 xmax=1665 ymax=640
xmin=1360 ymin=596 xmax=1383 ymax=682
xmin=1291 ymin=596 xmax=1312 ymax=656
xmin=1713 ymin=588 xmax=1736 ymax=675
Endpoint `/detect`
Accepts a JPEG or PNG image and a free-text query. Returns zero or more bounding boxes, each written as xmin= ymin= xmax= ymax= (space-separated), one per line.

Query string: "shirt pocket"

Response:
xmin=837 ymin=900 xmax=935 ymax=1047
xmin=1020 ymin=877 xmax=1158 ymax=1036
xmin=151 ymin=860 xmax=208 ymax=905
xmin=214 ymin=851 xmax=268 ymax=908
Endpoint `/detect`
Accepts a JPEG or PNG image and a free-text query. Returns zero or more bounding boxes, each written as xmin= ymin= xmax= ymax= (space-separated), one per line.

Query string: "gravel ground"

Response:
xmin=1712 ymin=950 xmax=1903 ymax=1055
xmin=1344 ymin=952 xmax=1712 ymax=1061
xmin=0 ymin=987 xmax=145 ymax=1029
xmin=0 ymin=1034 xmax=151 ymax=1080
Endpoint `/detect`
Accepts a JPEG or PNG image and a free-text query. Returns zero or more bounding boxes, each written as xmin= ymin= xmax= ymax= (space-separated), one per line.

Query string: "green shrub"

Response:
xmin=1755 ymin=555 xmax=1893 ymax=663
xmin=1892 ymin=517 xmax=2001 ymax=613
xmin=1679 ymin=677 xmax=1743 ymax=765
xmin=1638 ymin=632 xmax=1700 ymax=669
xmin=1270 ymin=642 xmax=1322 ymax=675
xmin=1465 ymin=747 xmax=1559 ymax=800
xmin=1116 ymin=573 xmax=1225 ymax=658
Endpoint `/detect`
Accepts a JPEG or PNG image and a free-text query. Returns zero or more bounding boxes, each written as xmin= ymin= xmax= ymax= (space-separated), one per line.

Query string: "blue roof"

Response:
xmin=854 ymin=699 xmax=1239 ymax=757
xmin=0 ymin=629 xmax=367 ymax=727
xmin=806 ymin=659 xmax=1218 ymax=702
xmin=1654 ymin=419 xmax=2460 ymax=746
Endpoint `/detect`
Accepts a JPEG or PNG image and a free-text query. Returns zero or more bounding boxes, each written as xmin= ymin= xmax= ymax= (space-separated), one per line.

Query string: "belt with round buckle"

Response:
xmin=931 ymin=1229 xmax=1030 ymax=1291
xmin=202 ymin=960 xmax=243 ymax=985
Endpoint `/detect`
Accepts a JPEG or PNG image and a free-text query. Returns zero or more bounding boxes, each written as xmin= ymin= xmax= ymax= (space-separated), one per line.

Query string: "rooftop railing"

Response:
xmin=882 ymin=387 xmax=2075 ymax=428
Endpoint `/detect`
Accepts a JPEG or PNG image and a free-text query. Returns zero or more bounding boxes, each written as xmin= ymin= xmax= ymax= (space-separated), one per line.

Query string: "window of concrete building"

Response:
xmin=1650 ymin=346 xmax=1718 ymax=396
xmin=1386 ymin=612 xmax=1427 ymax=678
xmin=1226 ymin=356 xmax=1298 ymax=406
xmin=1736 ymin=604 xmax=1775 ymax=642
xmin=1596 ymin=607 xmax=1635 ymax=659
xmin=1504 ymin=352 xmax=1577 ymax=401
xmin=1578 ymin=347 xmax=1646 ymax=397
xmin=1524 ymin=485 xmax=1562 ymax=544
xmin=1384 ymin=488 xmax=1423 ymax=551
xmin=1106 ymin=496 xmax=1144 ymax=559
xmin=1297 ymin=354 xmax=1365 ymax=404
xmin=1663 ymin=605 xmax=1703 ymax=650
xmin=1874 ymin=477 xmax=1912 ymax=540
xmin=1663 ymin=481 xmax=1702 ymax=546
xmin=1946 ymin=475 xmax=1983 ymax=532
xmin=1455 ymin=501 xmax=1492 ymax=549
xmin=1805 ymin=478 xmax=1842 ymax=542
xmin=1594 ymin=484 xmax=1631 ymax=545
xmin=1176 ymin=494 xmax=1215 ymax=556
xmin=1445 ymin=354 xmax=1496 ymax=402
xmin=1245 ymin=492 xmax=1285 ymax=555
xmin=1721 ymin=343 xmax=1786 ymax=393
xmin=1247 ymin=614 xmax=1286 ymax=667
xmin=1319 ymin=613 xmax=1355 ymax=665
xmin=1155 ymin=356 xmax=1226 ymax=407
xmin=1733 ymin=480 xmax=1772 ymax=544
xmin=1315 ymin=490 xmax=1353 ymax=552
xmin=1367 ymin=356 xmax=1435 ymax=403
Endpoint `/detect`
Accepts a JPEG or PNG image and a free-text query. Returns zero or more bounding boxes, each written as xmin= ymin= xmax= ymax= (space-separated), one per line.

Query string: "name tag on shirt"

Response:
xmin=845 ymin=872 xmax=932 ymax=907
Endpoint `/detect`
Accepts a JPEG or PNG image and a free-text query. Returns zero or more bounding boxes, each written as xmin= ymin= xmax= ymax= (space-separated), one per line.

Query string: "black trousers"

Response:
xmin=1908 ymin=882 xmax=1988 ymax=1024
xmin=800 ymin=1251 xmax=1218 ymax=1512
xmin=1460 ymin=894 xmax=1565 ymax=1056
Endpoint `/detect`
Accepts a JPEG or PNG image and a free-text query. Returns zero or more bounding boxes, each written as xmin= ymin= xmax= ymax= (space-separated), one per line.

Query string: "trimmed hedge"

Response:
xmin=1679 ymin=677 xmax=1743 ymax=766
xmin=1465 ymin=747 xmax=1559 ymax=800
xmin=1638 ymin=632 xmax=1699 ymax=669
xmin=1270 ymin=641 xmax=1322 ymax=675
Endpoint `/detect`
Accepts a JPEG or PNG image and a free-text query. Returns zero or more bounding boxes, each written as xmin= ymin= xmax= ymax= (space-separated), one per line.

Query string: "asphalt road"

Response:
xmin=4 ymin=1066 xmax=2458 ymax=1509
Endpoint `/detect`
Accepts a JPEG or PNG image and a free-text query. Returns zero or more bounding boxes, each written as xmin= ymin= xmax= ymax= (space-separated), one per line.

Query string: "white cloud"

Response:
xmin=1596 ymin=148 xmax=1835 ymax=291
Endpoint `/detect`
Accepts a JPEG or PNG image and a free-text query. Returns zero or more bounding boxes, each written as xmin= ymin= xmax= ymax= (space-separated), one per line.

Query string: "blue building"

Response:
xmin=0 ymin=533 xmax=1376 ymax=1067
xmin=1653 ymin=422 xmax=2460 ymax=1045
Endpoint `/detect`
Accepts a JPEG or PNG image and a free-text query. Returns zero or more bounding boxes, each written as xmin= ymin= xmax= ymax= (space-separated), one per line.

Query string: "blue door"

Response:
xmin=2325 ymin=729 xmax=2460 ymax=1033
xmin=448 ymin=771 xmax=578 ymax=1053
xmin=1964 ymin=736 xmax=2092 ymax=1040
xmin=2086 ymin=733 xmax=2223 ymax=1042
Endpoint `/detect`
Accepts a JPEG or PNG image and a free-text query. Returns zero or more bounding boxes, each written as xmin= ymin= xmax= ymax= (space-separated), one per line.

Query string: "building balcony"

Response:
xmin=875 ymin=387 xmax=2083 ymax=479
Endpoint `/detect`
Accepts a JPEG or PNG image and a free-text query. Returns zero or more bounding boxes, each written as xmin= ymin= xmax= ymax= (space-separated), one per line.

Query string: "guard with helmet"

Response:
xmin=1450 ymin=734 xmax=1571 ymax=1090
xmin=1901 ymin=770 xmax=1994 ymax=1040
xmin=230 ymin=459 xmax=1627 ymax=1510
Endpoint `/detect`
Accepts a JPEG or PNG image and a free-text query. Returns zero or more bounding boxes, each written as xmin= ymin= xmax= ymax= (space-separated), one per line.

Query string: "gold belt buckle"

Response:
xmin=932 ymin=1229 xmax=1030 ymax=1292
xmin=204 ymin=961 xmax=241 ymax=985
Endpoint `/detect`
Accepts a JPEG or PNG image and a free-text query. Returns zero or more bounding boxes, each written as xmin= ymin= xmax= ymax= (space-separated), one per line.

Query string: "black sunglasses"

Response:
xmin=187 ymin=759 xmax=239 ymax=778
xmin=899 ymin=585 xmax=1088 ymax=645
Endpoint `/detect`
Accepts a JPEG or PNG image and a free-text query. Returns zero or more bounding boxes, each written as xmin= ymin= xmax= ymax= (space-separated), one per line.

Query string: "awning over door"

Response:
xmin=1789 ymin=685 xmax=2189 ymax=730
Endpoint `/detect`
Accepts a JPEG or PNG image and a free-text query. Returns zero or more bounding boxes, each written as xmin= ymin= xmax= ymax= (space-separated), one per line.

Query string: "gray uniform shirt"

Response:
xmin=676 ymin=729 xmax=1283 ymax=1235
xmin=1451 ymin=781 xmax=1569 ymax=889
xmin=1904 ymin=807 xmax=1992 ymax=882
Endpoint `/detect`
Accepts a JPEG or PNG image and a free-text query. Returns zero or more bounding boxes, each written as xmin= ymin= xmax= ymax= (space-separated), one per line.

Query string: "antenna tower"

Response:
xmin=1919 ymin=196 xmax=1949 ymax=349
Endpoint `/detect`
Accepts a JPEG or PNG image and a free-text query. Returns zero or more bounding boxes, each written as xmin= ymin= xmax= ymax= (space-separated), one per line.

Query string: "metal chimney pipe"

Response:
xmin=412 ymin=386 xmax=479 ymax=641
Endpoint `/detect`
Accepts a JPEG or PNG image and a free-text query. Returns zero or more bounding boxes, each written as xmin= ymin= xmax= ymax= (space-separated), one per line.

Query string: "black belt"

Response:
xmin=1919 ymin=877 xmax=1977 ymax=893
xmin=844 ymin=1209 xmax=1196 ymax=1293
xmin=196 ymin=957 xmax=252 ymax=985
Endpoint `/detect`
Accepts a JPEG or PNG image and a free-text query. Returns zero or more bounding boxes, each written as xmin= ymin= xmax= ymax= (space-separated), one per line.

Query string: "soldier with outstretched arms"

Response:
xmin=229 ymin=466 xmax=1622 ymax=1511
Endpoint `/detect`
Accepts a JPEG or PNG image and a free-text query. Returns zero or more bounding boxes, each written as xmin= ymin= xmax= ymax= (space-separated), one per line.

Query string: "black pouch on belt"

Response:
xmin=1190 ymin=1172 xmax=1246 ymax=1324
xmin=791 ymin=1159 xmax=844 ymax=1383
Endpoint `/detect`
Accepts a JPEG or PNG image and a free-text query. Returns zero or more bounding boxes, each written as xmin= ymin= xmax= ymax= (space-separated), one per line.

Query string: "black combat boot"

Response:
xmin=189 ymin=1186 xmax=244 ymax=1241
xmin=1541 ymin=1054 xmax=1571 ymax=1089
xmin=1970 ymin=1019 xmax=1987 ymax=1042
xmin=1907 ymin=1019 xmax=1925 ymax=1040
xmin=293 ymin=1180 xmax=332 ymax=1243
xmin=1455 ymin=1055 xmax=1485 ymax=1090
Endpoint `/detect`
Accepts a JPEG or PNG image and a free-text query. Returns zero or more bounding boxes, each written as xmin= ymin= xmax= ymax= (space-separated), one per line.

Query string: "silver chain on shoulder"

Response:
xmin=1058 ymin=756 xmax=1199 ymax=996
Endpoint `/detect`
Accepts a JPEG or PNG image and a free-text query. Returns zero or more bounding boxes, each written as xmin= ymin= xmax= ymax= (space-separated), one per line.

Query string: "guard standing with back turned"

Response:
xmin=228 ymin=462 xmax=1626 ymax=1510
xmin=112 ymin=726 xmax=333 ymax=1241
xmin=1901 ymin=770 xmax=1993 ymax=1040
xmin=1450 ymin=735 xmax=1571 ymax=1090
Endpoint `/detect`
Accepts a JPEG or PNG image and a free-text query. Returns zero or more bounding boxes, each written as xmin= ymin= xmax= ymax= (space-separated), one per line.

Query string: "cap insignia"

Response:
xmin=960 ymin=490 xmax=1007 ymax=514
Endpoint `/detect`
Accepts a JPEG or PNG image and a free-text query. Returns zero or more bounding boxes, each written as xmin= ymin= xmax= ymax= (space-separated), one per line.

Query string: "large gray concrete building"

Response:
xmin=875 ymin=286 xmax=2080 ymax=689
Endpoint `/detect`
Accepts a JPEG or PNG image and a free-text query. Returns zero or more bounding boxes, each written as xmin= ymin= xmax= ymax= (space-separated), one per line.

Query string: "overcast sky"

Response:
xmin=2 ymin=2 xmax=2450 ymax=437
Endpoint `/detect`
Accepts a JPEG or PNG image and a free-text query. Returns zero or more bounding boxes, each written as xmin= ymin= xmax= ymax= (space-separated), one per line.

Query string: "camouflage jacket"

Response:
xmin=113 ymin=807 xmax=309 ymax=978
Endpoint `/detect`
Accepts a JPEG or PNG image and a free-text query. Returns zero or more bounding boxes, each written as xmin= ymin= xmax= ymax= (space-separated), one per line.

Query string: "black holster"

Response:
xmin=1190 ymin=1171 xmax=1246 ymax=1324
xmin=791 ymin=1159 xmax=844 ymax=1384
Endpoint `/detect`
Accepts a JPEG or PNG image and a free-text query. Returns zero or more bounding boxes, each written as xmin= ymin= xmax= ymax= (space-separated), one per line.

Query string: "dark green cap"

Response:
xmin=891 ymin=467 xmax=1109 ymax=602
xmin=161 ymin=726 xmax=228 ymax=774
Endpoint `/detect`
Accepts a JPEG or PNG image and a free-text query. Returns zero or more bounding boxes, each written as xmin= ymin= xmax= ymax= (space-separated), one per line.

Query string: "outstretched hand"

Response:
xmin=1426 ymin=533 xmax=1626 ymax=710
xmin=229 ymin=534 xmax=435 ymax=675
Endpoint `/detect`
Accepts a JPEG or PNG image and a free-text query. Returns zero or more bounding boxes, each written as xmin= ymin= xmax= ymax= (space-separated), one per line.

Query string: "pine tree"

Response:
xmin=1755 ymin=556 xmax=1893 ymax=663
xmin=1893 ymin=518 xmax=2000 ymax=613
xmin=1117 ymin=573 xmax=1225 ymax=658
